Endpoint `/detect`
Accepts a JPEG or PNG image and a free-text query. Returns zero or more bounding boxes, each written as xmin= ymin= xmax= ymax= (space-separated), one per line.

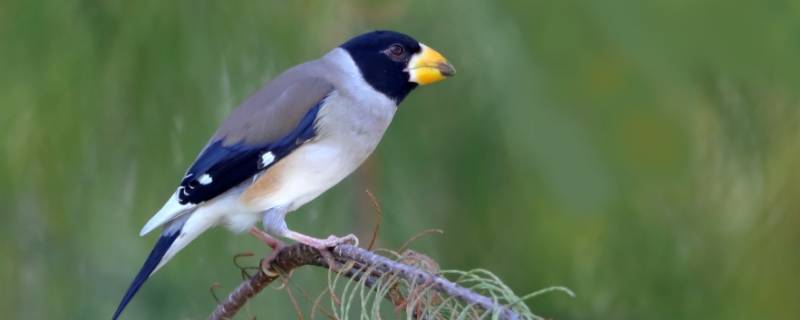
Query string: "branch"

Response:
xmin=208 ymin=243 xmax=522 ymax=320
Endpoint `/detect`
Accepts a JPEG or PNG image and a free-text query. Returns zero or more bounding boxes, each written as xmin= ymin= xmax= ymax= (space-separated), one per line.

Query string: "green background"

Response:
xmin=2 ymin=0 xmax=799 ymax=319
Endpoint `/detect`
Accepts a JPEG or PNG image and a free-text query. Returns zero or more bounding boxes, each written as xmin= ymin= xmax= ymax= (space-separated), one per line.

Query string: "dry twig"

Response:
xmin=207 ymin=243 xmax=522 ymax=320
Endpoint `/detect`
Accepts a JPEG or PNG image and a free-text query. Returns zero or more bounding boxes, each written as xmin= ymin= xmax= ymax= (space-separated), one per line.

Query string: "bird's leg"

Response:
xmin=249 ymin=228 xmax=286 ymax=275
xmin=282 ymin=231 xmax=359 ymax=270
xmin=262 ymin=206 xmax=359 ymax=249
xmin=282 ymin=231 xmax=359 ymax=250
xmin=261 ymin=206 xmax=358 ymax=268
xmin=256 ymin=208 xmax=294 ymax=273
xmin=248 ymin=227 xmax=283 ymax=250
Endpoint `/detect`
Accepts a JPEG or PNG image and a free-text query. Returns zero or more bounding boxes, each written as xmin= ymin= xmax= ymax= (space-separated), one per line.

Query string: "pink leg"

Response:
xmin=261 ymin=207 xmax=358 ymax=249
xmin=249 ymin=227 xmax=288 ymax=274
xmin=283 ymin=231 xmax=359 ymax=249
xmin=249 ymin=227 xmax=283 ymax=250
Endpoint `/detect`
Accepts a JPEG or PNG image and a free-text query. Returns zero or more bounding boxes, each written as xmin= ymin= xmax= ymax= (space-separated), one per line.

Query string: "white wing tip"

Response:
xmin=139 ymin=222 xmax=157 ymax=236
xmin=140 ymin=192 xmax=193 ymax=236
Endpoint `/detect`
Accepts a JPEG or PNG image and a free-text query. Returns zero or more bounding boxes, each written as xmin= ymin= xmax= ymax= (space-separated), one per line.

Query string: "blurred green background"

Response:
xmin=2 ymin=0 xmax=800 ymax=319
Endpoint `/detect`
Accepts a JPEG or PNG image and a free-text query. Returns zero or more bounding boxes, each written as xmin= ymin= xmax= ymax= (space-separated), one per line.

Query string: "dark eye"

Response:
xmin=386 ymin=44 xmax=405 ymax=58
xmin=389 ymin=44 xmax=404 ymax=56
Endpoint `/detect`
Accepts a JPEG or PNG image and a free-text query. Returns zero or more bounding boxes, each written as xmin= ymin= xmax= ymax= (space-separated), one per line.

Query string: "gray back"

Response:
xmin=213 ymin=61 xmax=334 ymax=146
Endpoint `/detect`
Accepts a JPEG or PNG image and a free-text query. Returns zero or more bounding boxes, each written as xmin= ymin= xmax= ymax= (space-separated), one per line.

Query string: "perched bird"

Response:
xmin=112 ymin=30 xmax=454 ymax=319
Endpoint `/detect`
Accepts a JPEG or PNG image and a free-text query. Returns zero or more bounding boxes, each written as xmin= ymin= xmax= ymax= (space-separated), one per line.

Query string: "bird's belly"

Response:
xmin=240 ymin=140 xmax=371 ymax=211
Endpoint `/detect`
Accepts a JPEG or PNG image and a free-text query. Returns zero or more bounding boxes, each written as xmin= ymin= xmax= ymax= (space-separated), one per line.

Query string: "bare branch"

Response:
xmin=208 ymin=244 xmax=522 ymax=320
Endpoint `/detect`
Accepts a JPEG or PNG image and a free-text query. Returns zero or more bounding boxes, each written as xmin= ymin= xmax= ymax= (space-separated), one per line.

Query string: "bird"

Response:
xmin=112 ymin=30 xmax=455 ymax=319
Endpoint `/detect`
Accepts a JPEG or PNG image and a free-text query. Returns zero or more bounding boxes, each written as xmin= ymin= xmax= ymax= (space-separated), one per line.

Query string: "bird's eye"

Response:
xmin=389 ymin=44 xmax=404 ymax=56
xmin=386 ymin=44 xmax=406 ymax=60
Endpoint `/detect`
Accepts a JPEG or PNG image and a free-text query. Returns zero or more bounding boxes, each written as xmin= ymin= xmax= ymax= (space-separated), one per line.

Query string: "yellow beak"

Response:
xmin=407 ymin=44 xmax=456 ymax=85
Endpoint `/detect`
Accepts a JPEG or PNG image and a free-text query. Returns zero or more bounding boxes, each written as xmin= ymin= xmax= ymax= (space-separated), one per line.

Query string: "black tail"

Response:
xmin=112 ymin=222 xmax=184 ymax=320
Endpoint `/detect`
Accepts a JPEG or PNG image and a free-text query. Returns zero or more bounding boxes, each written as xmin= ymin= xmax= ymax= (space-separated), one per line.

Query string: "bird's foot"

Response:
xmin=285 ymin=231 xmax=359 ymax=250
xmin=260 ymin=249 xmax=287 ymax=277
xmin=250 ymin=227 xmax=289 ymax=276
xmin=284 ymin=232 xmax=359 ymax=269
xmin=316 ymin=234 xmax=360 ymax=249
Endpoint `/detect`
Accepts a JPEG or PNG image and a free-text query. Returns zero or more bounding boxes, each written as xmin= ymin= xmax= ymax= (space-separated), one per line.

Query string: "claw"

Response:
xmin=280 ymin=232 xmax=359 ymax=270
xmin=315 ymin=235 xmax=357 ymax=269
xmin=284 ymin=231 xmax=360 ymax=250
xmin=336 ymin=234 xmax=359 ymax=247
xmin=260 ymin=258 xmax=280 ymax=277
xmin=312 ymin=234 xmax=359 ymax=250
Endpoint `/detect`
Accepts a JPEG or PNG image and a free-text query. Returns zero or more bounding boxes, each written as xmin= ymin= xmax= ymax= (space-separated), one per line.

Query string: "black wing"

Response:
xmin=177 ymin=98 xmax=325 ymax=205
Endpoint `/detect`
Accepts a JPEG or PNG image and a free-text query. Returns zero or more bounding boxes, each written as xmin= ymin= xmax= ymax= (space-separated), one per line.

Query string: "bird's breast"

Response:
xmin=241 ymin=92 xmax=396 ymax=211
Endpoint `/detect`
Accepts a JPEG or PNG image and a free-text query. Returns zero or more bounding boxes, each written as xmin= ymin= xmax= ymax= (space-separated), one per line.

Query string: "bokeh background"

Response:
xmin=2 ymin=0 xmax=799 ymax=319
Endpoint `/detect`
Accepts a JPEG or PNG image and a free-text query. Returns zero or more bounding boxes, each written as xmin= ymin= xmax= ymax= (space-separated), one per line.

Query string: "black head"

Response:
xmin=341 ymin=30 xmax=455 ymax=103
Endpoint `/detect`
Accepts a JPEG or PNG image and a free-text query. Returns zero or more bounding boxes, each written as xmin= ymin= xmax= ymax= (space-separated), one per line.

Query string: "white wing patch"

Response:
xmin=198 ymin=174 xmax=213 ymax=185
xmin=260 ymin=152 xmax=276 ymax=168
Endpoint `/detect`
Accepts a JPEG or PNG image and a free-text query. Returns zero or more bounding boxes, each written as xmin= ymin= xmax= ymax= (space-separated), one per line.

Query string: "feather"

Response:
xmin=113 ymin=215 xmax=188 ymax=320
xmin=137 ymin=72 xmax=332 ymax=235
xmin=139 ymin=192 xmax=193 ymax=236
xmin=175 ymin=97 xmax=326 ymax=206
xmin=114 ymin=204 xmax=221 ymax=319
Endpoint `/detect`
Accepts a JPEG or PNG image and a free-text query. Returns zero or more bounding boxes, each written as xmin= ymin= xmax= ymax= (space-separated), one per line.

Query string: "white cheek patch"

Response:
xmin=260 ymin=152 xmax=276 ymax=168
xmin=405 ymin=43 xmax=429 ymax=84
xmin=198 ymin=174 xmax=213 ymax=185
